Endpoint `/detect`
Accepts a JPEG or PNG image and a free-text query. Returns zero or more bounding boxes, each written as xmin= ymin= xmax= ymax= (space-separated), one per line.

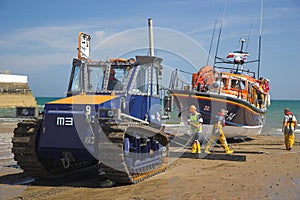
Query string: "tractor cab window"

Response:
xmin=131 ymin=65 xmax=149 ymax=95
xmin=106 ymin=67 xmax=131 ymax=91
xmin=70 ymin=65 xmax=82 ymax=93
xmin=107 ymin=68 xmax=127 ymax=91
xmin=86 ymin=64 xmax=131 ymax=92
xmin=68 ymin=62 xmax=133 ymax=94
xmin=87 ymin=65 xmax=105 ymax=91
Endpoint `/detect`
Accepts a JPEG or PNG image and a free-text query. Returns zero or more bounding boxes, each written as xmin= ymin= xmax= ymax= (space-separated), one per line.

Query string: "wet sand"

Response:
xmin=0 ymin=122 xmax=300 ymax=200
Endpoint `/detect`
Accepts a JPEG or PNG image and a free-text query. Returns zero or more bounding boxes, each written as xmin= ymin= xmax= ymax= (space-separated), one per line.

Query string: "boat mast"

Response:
xmin=213 ymin=0 xmax=228 ymax=70
xmin=207 ymin=20 xmax=217 ymax=66
xmin=257 ymin=0 xmax=263 ymax=79
xmin=213 ymin=21 xmax=223 ymax=70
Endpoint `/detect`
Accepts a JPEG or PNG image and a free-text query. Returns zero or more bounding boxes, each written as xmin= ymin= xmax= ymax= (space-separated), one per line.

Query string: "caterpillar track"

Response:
xmin=99 ymin=122 xmax=169 ymax=184
xmin=12 ymin=119 xmax=169 ymax=184
xmin=12 ymin=119 xmax=99 ymax=180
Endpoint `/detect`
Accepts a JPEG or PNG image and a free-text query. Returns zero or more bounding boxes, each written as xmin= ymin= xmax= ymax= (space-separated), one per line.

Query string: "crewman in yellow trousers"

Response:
xmin=187 ymin=105 xmax=203 ymax=153
xmin=205 ymin=109 xmax=233 ymax=154
xmin=282 ymin=108 xmax=297 ymax=151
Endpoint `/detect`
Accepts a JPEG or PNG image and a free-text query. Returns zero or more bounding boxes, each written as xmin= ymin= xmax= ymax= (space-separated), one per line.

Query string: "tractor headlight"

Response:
xmin=16 ymin=107 xmax=36 ymax=117
xmin=21 ymin=108 xmax=29 ymax=116
xmin=107 ymin=110 xmax=114 ymax=118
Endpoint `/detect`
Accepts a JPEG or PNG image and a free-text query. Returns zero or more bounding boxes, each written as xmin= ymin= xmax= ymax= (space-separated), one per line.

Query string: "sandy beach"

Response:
xmin=0 ymin=122 xmax=300 ymax=200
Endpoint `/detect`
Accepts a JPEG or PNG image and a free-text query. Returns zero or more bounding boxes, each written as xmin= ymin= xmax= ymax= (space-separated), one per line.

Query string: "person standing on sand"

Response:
xmin=187 ymin=105 xmax=203 ymax=154
xmin=282 ymin=108 xmax=297 ymax=151
xmin=205 ymin=108 xmax=233 ymax=154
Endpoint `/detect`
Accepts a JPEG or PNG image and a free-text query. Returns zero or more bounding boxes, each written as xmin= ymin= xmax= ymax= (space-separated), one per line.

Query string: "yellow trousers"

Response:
xmin=284 ymin=133 xmax=294 ymax=150
xmin=205 ymin=129 xmax=233 ymax=154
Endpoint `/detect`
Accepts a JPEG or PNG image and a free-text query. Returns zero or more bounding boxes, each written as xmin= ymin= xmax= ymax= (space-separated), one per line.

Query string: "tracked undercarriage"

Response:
xmin=12 ymin=119 xmax=169 ymax=184
xmin=12 ymin=119 xmax=99 ymax=179
xmin=99 ymin=121 xmax=169 ymax=184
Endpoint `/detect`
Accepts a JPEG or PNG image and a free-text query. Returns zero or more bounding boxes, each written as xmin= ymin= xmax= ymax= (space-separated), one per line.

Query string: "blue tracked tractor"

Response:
xmin=12 ymin=19 xmax=172 ymax=184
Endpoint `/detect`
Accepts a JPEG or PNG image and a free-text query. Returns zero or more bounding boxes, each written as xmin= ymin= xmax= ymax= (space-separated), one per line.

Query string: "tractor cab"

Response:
xmin=64 ymin=55 xmax=163 ymax=126
xmin=38 ymin=55 xmax=165 ymax=160
xmin=67 ymin=59 xmax=133 ymax=96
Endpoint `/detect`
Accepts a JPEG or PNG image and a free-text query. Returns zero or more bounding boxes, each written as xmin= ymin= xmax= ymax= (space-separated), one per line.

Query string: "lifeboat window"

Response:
xmin=231 ymin=80 xmax=238 ymax=89
xmin=222 ymin=78 xmax=227 ymax=88
xmin=231 ymin=79 xmax=246 ymax=90
xmin=239 ymin=80 xmax=246 ymax=90
xmin=213 ymin=77 xmax=224 ymax=90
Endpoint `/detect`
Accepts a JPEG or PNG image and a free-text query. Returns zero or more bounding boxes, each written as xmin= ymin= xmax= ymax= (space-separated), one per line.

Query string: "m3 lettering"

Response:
xmin=56 ymin=117 xmax=73 ymax=126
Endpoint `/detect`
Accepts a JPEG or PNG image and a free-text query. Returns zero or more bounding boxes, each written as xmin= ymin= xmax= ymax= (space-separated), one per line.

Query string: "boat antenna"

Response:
xmin=206 ymin=20 xmax=217 ymax=66
xmin=246 ymin=22 xmax=252 ymax=52
xmin=213 ymin=0 xmax=228 ymax=70
xmin=257 ymin=0 xmax=263 ymax=79
xmin=240 ymin=38 xmax=246 ymax=52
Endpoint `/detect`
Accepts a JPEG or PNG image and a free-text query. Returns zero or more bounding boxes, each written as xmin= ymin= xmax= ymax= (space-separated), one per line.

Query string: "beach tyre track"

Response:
xmin=10 ymin=186 xmax=74 ymax=200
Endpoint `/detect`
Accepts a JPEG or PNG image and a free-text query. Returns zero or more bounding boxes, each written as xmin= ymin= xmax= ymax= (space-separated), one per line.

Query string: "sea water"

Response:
xmin=1 ymin=98 xmax=299 ymax=136
xmin=36 ymin=97 xmax=60 ymax=113
xmin=262 ymin=100 xmax=300 ymax=136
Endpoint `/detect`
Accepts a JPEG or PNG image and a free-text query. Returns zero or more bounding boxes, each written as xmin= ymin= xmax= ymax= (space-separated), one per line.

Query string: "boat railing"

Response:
xmin=216 ymin=84 xmax=268 ymax=110
xmin=169 ymin=70 xmax=190 ymax=91
xmin=214 ymin=65 xmax=256 ymax=78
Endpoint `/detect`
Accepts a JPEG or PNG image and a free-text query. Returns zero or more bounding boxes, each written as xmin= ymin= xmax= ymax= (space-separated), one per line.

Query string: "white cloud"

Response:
xmin=0 ymin=53 xmax=74 ymax=74
xmin=0 ymin=21 xmax=211 ymax=84
xmin=0 ymin=22 xmax=115 ymax=74
xmin=91 ymin=27 xmax=209 ymax=70
xmin=0 ymin=24 xmax=94 ymax=53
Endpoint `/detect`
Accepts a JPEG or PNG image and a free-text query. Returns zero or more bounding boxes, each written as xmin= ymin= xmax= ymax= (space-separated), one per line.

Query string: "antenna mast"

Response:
xmin=213 ymin=0 xmax=228 ymax=70
xmin=207 ymin=20 xmax=217 ymax=66
xmin=246 ymin=23 xmax=252 ymax=52
xmin=257 ymin=0 xmax=263 ymax=78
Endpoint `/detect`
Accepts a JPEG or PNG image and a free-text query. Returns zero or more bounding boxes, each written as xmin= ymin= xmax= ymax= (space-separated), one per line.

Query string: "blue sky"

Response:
xmin=0 ymin=0 xmax=299 ymax=100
